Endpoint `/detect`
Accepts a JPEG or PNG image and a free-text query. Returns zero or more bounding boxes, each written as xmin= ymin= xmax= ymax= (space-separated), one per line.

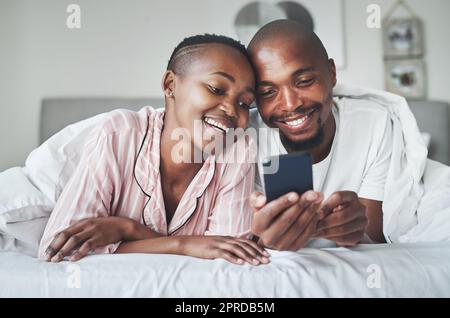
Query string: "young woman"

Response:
xmin=38 ymin=34 xmax=270 ymax=266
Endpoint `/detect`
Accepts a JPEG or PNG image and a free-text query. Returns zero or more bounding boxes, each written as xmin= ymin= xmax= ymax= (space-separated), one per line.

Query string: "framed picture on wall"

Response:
xmin=209 ymin=0 xmax=346 ymax=69
xmin=385 ymin=59 xmax=426 ymax=99
xmin=383 ymin=18 xmax=424 ymax=58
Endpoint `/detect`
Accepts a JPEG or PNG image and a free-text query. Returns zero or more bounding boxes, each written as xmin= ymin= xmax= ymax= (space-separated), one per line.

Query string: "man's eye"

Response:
xmin=258 ymin=89 xmax=275 ymax=97
xmin=208 ymin=85 xmax=225 ymax=95
xmin=295 ymin=78 xmax=314 ymax=86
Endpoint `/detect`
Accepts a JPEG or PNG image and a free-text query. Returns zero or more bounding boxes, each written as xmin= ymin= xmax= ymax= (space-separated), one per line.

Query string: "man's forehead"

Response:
xmin=253 ymin=44 xmax=316 ymax=80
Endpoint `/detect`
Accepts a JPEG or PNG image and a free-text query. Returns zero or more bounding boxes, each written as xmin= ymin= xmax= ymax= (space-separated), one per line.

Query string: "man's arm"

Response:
xmin=359 ymin=198 xmax=386 ymax=243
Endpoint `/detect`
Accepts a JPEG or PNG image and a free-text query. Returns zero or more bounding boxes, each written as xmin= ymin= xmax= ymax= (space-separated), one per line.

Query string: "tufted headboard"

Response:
xmin=40 ymin=98 xmax=450 ymax=165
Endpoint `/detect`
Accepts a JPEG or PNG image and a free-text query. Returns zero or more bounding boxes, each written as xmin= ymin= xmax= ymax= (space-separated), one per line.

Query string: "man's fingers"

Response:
xmin=250 ymin=192 xmax=266 ymax=209
xmin=256 ymin=190 xmax=320 ymax=228
xmin=315 ymin=217 xmax=368 ymax=239
xmin=259 ymin=191 xmax=322 ymax=248
xmin=315 ymin=207 xmax=362 ymax=233
xmin=319 ymin=191 xmax=357 ymax=219
xmin=290 ymin=214 xmax=320 ymax=251
xmin=273 ymin=199 xmax=322 ymax=250
xmin=334 ymin=231 xmax=366 ymax=247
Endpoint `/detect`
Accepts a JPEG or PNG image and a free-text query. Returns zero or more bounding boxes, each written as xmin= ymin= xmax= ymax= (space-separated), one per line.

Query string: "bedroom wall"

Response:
xmin=1 ymin=0 xmax=450 ymax=171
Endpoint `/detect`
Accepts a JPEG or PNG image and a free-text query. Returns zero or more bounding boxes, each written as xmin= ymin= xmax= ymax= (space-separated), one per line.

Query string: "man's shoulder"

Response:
xmin=336 ymin=97 xmax=390 ymax=128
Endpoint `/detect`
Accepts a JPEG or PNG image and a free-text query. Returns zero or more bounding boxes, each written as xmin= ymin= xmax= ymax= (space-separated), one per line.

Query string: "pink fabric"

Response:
xmin=38 ymin=107 xmax=255 ymax=259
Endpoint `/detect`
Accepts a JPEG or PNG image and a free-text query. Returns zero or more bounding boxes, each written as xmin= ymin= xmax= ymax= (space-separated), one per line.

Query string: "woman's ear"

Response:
xmin=161 ymin=70 xmax=176 ymax=99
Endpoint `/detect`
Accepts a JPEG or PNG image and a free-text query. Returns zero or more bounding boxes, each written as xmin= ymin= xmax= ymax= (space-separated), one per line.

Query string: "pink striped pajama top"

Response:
xmin=38 ymin=106 xmax=256 ymax=259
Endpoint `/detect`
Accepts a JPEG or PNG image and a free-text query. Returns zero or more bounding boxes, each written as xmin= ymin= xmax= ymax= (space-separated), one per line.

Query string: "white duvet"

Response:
xmin=1 ymin=242 xmax=450 ymax=297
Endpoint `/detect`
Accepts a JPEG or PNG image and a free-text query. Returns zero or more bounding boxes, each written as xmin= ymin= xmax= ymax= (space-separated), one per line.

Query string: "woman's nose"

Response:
xmin=219 ymin=100 xmax=238 ymax=120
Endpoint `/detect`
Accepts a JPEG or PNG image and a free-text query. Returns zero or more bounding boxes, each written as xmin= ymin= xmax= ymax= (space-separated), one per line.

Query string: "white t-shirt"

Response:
xmin=250 ymin=96 xmax=393 ymax=202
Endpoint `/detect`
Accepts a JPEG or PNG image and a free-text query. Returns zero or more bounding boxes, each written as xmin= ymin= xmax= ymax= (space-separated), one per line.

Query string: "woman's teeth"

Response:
xmin=204 ymin=117 xmax=229 ymax=133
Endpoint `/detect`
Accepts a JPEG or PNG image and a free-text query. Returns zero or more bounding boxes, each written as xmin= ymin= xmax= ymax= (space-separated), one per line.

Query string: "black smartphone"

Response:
xmin=262 ymin=151 xmax=313 ymax=202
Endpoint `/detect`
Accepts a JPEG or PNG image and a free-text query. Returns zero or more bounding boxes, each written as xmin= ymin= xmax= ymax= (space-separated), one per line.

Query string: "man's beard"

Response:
xmin=280 ymin=126 xmax=324 ymax=153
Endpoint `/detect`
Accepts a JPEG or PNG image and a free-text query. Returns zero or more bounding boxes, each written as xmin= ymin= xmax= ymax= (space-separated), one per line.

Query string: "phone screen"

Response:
xmin=262 ymin=151 xmax=313 ymax=202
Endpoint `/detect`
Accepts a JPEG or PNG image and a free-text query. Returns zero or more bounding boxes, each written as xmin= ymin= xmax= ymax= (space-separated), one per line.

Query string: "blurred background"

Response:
xmin=1 ymin=0 xmax=450 ymax=171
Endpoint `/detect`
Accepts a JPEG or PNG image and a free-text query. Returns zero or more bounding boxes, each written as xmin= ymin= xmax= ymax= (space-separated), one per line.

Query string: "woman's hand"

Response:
xmin=44 ymin=216 xmax=138 ymax=262
xmin=179 ymin=236 xmax=270 ymax=265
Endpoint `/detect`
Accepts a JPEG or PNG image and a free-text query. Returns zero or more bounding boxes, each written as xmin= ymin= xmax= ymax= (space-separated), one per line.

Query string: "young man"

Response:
xmin=248 ymin=20 xmax=391 ymax=250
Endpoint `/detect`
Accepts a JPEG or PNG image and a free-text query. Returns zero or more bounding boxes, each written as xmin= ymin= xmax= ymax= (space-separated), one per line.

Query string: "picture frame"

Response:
xmin=383 ymin=18 xmax=424 ymax=58
xmin=209 ymin=0 xmax=346 ymax=69
xmin=385 ymin=59 xmax=426 ymax=99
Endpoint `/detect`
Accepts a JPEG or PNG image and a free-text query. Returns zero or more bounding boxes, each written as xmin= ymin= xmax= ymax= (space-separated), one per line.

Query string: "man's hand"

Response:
xmin=250 ymin=190 xmax=323 ymax=251
xmin=44 ymin=216 xmax=145 ymax=262
xmin=313 ymin=191 xmax=368 ymax=246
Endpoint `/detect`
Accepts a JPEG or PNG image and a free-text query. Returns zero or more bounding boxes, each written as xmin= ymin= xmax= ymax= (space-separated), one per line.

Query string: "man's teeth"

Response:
xmin=285 ymin=116 xmax=308 ymax=126
xmin=204 ymin=117 xmax=229 ymax=132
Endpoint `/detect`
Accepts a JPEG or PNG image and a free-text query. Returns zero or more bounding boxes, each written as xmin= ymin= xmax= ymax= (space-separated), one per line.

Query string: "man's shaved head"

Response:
xmin=246 ymin=19 xmax=337 ymax=160
xmin=248 ymin=19 xmax=329 ymax=63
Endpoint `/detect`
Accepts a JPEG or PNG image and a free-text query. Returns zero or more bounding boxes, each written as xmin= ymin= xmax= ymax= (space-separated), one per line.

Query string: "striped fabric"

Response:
xmin=38 ymin=107 xmax=255 ymax=259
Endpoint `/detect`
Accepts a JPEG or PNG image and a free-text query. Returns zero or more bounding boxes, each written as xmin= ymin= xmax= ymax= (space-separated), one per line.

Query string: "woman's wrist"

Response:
xmin=116 ymin=217 xmax=161 ymax=241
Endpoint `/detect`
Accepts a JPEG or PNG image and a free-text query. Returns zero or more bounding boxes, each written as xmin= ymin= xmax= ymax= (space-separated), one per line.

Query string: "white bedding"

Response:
xmin=1 ymin=242 xmax=450 ymax=297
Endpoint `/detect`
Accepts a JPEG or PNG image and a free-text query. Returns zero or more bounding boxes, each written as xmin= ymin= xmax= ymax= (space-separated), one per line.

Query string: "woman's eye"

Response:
xmin=238 ymin=101 xmax=252 ymax=110
xmin=208 ymin=85 xmax=225 ymax=95
xmin=295 ymin=78 xmax=314 ymax=86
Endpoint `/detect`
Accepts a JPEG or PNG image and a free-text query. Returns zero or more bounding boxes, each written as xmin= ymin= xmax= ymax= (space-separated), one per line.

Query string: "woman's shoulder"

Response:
xmin=94 ymin=106 xmax=164 ymax=137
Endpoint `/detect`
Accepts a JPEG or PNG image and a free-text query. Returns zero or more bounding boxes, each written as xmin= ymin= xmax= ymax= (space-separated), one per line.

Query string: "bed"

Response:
xmin=1 ymin=242 xmax=450 ymax=297
xmin=1 ymin=95 xmax=449 ymax=298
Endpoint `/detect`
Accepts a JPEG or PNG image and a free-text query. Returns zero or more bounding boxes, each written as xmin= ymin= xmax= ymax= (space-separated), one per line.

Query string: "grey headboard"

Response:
xmin=40 ymin=97 xmax=165 ymax=144
xmin=40 ymin=98 xmax=450 ymax=165
xmin=408 ymin=101 xmax=450 ymax=165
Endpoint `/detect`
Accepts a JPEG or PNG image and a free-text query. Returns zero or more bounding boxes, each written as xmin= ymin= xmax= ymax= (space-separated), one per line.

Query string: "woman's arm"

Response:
xmin=44 ymin=216 xmax=162 ymax=262
xmin=115 ymin=235 xmax=270 ymax=265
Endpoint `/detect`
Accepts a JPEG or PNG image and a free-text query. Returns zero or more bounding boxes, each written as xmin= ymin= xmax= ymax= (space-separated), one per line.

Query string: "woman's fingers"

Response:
xmin=45 ymin=225 xmax=85 ymax=261
xmin=219 ymin=250 xmax=245 ymax=265
xmin=50 ymin=230 xmax=95 ymax=262
xmin=232 ymin=240 xmax=270 ymax=264
xmin=69 ymin=238 xmax=98 ymax=262
xmin=223 ymin=242 xmax=259 ymax=265
xmin=237 ymin=238 xmax=269 ymax=257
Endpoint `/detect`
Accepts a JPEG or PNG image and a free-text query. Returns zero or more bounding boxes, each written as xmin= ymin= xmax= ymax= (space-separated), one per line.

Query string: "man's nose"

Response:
xmin=279 ymin=87 xmax=302 ymax=112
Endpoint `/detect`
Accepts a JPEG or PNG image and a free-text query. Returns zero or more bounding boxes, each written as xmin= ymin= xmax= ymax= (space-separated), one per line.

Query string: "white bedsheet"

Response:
xmin=1 ymin=242 xmax=449 ymax=297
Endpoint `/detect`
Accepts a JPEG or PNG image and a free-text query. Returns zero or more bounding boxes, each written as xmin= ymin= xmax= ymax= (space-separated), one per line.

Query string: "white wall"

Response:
xmin=1 ymin=0 xmax=450 ymax=171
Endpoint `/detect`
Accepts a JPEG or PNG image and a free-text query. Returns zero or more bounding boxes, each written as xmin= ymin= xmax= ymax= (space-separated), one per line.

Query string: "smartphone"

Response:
xmin=262 ymin=151 xmax=313 ymax=202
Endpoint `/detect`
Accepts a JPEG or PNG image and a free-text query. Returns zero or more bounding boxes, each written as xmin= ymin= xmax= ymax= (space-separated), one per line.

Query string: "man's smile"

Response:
xmin=273 ymin=107 xmax=319 ymax=133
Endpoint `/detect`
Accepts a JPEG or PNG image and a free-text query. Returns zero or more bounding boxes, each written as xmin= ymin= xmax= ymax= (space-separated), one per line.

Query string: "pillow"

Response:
xmin=24 ymin=112 xmax=106 ymax=202
xmin=421 ymin=132 xmax=431 ymax=149
xmin=0 ymin=217 xmax=49 ymax=257
xmin=0 ymin=167 xmax=53 ymax=223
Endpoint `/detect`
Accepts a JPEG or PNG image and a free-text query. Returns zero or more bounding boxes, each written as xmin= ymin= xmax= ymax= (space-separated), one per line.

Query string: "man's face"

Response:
xmin=251 ymin=37 xmax=337 ymax=148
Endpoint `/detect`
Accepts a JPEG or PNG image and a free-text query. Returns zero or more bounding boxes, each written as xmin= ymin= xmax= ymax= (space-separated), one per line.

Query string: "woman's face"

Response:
xmin=165 ymin=44 xmax=255 ymax=157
